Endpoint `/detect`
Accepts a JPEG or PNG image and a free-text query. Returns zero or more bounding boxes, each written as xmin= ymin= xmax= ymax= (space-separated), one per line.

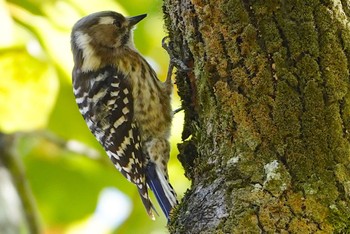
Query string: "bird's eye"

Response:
xmin=113 ymin=20 xmax=122 ymax=28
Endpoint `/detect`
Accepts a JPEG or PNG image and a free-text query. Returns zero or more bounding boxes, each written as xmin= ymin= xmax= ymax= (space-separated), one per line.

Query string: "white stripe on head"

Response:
xmin=74 ymin=31 xmax=101 ymax=72
xmin=99 ymin=16 xmax=115 ymax=25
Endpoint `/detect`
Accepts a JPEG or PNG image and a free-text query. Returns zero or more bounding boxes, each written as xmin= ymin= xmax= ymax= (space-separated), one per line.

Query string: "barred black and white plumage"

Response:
xmin=70 ymin=11 xmax=177 ymax=220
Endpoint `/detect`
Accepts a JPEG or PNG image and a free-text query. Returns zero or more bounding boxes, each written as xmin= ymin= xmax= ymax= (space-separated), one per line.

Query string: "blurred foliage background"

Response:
xmin=0 ymin=0 xmax=189 ymax=233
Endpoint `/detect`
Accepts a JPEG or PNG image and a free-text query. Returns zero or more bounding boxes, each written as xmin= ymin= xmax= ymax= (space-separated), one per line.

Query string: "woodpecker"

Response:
xmin=70 ymin=11 xmax=177 ymax=220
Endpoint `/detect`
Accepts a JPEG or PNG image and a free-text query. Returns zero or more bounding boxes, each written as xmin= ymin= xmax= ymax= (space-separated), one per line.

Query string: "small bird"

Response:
xmin=70 ymin=11 xmax=177 ymax=220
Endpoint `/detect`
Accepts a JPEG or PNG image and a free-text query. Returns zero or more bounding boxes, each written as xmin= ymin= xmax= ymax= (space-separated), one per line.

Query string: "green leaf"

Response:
xmin=0 ymin=49 xmax=58 ymax=133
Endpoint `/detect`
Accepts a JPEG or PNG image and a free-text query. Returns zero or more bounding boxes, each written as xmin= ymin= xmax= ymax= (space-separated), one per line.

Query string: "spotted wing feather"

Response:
xmin=73 ymin=65 xmax=156 ymax=217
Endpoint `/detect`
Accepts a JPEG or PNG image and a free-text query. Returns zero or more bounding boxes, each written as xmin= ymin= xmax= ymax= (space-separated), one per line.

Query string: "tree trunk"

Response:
xmin=163 ymin=0 xmax=350 ymax=233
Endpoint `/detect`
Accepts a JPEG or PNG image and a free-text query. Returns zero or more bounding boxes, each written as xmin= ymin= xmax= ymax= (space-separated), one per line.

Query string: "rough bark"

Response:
xmin=163 ymin=0 xmax=350 ymax=233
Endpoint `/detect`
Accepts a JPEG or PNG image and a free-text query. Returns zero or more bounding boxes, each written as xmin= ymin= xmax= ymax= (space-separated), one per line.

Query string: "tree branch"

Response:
xmin=0 ymin=133 xmax=42 ymax=234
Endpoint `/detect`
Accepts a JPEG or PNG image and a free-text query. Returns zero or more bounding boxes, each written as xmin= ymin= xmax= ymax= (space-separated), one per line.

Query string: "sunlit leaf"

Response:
xmin=0 ymin=49 xmax=58 ymax=132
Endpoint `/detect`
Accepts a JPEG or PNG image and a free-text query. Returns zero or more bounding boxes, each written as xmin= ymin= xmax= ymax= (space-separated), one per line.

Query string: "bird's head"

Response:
xmin=72 ymin=11 xmax=146 ymax=50
xmin=71 ymin=11 xmax=146 ymax=71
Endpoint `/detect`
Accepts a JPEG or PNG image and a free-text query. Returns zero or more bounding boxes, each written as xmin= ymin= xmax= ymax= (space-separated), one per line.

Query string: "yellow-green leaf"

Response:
xmin=0 ymin=49 xmax=58 ymax=132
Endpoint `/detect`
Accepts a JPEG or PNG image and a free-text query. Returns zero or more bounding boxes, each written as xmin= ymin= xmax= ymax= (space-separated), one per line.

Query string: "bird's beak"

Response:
xmin=128 ymin=14 xmax=147 ymax=26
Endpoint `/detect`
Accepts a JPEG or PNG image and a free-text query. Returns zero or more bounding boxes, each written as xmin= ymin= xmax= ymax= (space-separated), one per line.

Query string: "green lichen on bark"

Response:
xmin=163 ymin=0 xmax=350 ymax=232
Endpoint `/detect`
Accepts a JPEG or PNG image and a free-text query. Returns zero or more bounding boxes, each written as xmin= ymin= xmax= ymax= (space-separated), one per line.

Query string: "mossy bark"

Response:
xmin=163 ymin=0 xmax=350 ymax=233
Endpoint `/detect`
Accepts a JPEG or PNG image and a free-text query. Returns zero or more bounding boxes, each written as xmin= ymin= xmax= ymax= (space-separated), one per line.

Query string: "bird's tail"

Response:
xmin=137 ymin=184 xmax=158 ymax=220
xmin=145 ymin=161 xmax=177 ymax=220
